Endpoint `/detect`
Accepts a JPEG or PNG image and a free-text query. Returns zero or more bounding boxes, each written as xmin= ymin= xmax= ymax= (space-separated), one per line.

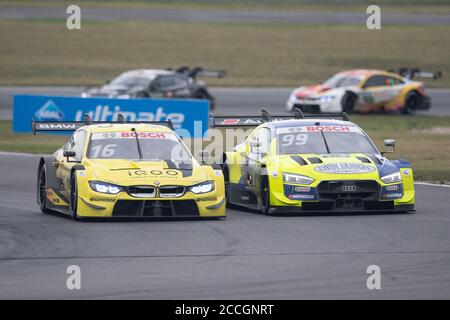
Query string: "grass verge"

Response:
xmin=1 ymin=116 xmax=450 ymax=182
xmin=0 ymin=20 xmax=449 ymax=87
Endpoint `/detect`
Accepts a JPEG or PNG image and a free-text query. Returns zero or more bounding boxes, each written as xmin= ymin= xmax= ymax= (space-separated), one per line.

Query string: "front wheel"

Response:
xmin=261 ymin=179 xmax=271 ymax=215
xmin=402 ymin=91 xmax=421 ymax=115
xmin=222 ymin=162 xmax=235 ymax=208
xmin=70 ymin=174 xmax=79 ymax=220
xmin=37 ymin=165 xmax=51 ymax=214
xmin=341 ymin=92 xmax=356 ymax=113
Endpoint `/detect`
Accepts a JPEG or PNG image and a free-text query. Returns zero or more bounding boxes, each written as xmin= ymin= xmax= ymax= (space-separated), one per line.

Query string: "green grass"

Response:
xmin=2 ymin=0 xmax=450 ymax=14
xmin=0 ymin=121 xmax=66 ymax=154
xmin=2 ymin=116 xmax=450 ymax=182
xmin=0 ymin=20 xmax=450 ymax=87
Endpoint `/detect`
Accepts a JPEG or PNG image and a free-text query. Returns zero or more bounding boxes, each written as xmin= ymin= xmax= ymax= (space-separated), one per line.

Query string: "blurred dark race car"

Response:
xmin=82 ymin=67 xmax=226 ymax=110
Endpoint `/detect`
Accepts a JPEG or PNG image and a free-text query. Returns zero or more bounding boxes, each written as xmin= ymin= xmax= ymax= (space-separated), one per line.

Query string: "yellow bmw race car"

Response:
xmin=215 ymin=109 xmax=415 ymax=214
xmin=287 ymin=68 xmax=441 ymax=114
xmin=34 ymin=115 xmax=225 ymax=220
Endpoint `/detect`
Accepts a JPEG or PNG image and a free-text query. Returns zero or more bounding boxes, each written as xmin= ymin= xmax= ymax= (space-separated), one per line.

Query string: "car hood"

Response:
xmin=269 ymin=153 xmax=401 ymax=180
xmin=293 ymin=84 xmax=333 ymax=98
xmin=85 ymin=159 xmax=207 ymax=186
xmin=85 ymin=85 xmax=145 ymax=97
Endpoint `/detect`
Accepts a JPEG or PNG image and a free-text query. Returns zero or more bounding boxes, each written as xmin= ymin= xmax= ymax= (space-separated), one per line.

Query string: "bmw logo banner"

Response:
xmin=13 ymin=95 xmax=209 ymax=137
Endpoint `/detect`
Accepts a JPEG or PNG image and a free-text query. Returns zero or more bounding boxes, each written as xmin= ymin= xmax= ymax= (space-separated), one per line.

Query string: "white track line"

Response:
xmin=414 ymin=182 xmax=450 ymax=188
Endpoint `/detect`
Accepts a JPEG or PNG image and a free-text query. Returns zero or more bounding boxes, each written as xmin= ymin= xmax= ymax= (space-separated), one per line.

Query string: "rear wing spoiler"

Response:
xmin=389 ymin=68 xmax=442 ymax=80
xmin=209 ymin=107 xmax=349 ymax=128
xmin=32 ymin=113 xmax=173 ymax=135
xmin=174 ymin=66 xmax=226 ymax=79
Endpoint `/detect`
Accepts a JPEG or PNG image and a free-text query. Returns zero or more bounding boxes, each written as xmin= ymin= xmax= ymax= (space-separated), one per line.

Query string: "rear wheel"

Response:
xmin=261 ymin=178 xmax=271 ymax=215
xmin=341 ymin=92 xmax=356 ymax=113
xmin=194 ymin=90 xmax=215 ymax=110
xmin=402 ymin=91 xmax=420 ymax=115
xmin=135 ymin=91 xmax=149 ymax=98
xmin=37 ymin=165 xmax=51 ymax=214
xmin=70 ymin=174 xmax=79 ymax=220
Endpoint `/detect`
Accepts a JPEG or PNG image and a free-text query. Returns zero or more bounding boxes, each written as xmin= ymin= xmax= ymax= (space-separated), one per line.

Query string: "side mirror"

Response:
xmin=198 ymin=150 xmax=209 ymax=164
xmin=382 ymin=139 xmax=396 ymax=155
xmin=63 ymin=150 xmax=77 ymax=162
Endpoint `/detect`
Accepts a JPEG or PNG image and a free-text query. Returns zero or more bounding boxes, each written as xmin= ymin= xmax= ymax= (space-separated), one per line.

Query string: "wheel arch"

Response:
xmin=36 ymin=156 xmax=59 ymax=204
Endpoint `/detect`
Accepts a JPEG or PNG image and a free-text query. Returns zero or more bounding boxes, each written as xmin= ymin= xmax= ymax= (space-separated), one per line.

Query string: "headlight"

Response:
xmin=319 ymin=95 xmax=336 ymax=103
xmin=283 ymin=173 xmax=314 ymax=185
xmin=380 ymin=172 xmax=402 ymax=184
xmin=89 ymin=181 xmax=123 ymax=194
xmin=189 ymin=181 xmax=214 ymax=194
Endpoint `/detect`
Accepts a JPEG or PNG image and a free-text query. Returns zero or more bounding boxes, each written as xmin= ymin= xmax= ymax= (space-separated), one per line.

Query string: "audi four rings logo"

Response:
xmin=341 ymin=185 xmax=357 ymax=192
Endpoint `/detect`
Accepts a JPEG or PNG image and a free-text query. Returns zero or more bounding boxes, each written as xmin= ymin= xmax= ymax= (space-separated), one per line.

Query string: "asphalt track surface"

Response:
xmin=0 ymin=152 xmax=450 ymax=299
xmin=1 ymin=6 xmax=450 ymax=25
xmin=1 ymin=86 xmax=449 ymax=120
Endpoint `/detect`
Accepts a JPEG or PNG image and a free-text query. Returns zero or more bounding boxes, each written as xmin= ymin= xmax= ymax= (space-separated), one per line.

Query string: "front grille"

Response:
xmin=159 ymin=186 xmax=185 ymax=198
xmin=112 ymin=200 xmax=199 ymax=217
xmin=317 ymin=180 xmax=379 ymax=200
xmin=127 ymin=185 xmax=156 ymax=198
xmin=302 ymin=180 xmax=387 ymax=211
xmin=294 ymin=104 xmax=321 ymax=113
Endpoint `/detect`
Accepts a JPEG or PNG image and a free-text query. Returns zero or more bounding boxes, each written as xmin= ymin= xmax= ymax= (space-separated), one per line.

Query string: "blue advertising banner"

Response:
xmin=13 ymin=95 xmax=209 ymax=137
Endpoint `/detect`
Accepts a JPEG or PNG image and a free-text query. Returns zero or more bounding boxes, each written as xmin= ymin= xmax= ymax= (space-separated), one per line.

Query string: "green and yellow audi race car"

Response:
xmin=33 ymin=114 xmax=225 ymax=220
xmin=215 ymin=109 xmax=415 ymax=214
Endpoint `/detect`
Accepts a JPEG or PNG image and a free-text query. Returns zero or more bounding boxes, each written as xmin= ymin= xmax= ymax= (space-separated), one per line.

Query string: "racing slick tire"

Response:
xmin=261 ymin=178 xmax=271 ymax=215
xmin=136 ymin=91 xmax=149 ymax=98
xmin=69 ymin=174 xmax=79 ymax=220
xmin=222 ymin=161 xmax=236 ymax=209
xmin=194 ymin=90 xmax=215 ymax=110
xmin=402 ymin=91 xmax=421 ymax=115
xmin=37 ymin=165 xmax=52 ymax=214
xmin=341 ymin=92 xmax=356 ymax=113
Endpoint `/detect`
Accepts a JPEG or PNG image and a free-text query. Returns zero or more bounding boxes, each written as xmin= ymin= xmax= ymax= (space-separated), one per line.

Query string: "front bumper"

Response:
xmin=417 ymin=96 xmax=431 ymax=110
xmin=77 ymin=181 xmax=226 ymax=218
xmin=271 ymin=175 xmax=415 ymax=214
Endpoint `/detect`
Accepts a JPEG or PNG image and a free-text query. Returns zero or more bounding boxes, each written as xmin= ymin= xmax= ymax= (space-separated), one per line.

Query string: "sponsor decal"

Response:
xmin=196 ymin=196 xmax=218 ymax=202
xmin=380 ymin=184 xmax=403 ymax=200
xmin=284 ymin=185 xmax=318 ymax=201
xmin=289 ymin=194 xmax=316 ymax=200
xmin=314 ymin=163 xmax=376 ymax=174
xmin=341 ymin=185 xmax=357 ymax=192
xmin=89 ymin=197 xmax=115 ymax=203
xmin=277 ymin=126 xmax=362 ymax=134
xmin=34 ymin=100 xmax=65 ymax=121
xmin=91 ymin=132 xmax=176 ymax=140
xmin=294 ymin=186 xmax=310 ymax=192
xmin=127 ymin=169 xmax=179 ymax=179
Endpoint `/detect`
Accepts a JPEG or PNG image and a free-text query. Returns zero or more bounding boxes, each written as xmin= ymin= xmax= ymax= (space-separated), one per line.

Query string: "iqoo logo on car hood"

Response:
xmin=314 ymin=163 xmax=376 ymax=174
xmin=34 ymin=100 xmax=65 ymax=121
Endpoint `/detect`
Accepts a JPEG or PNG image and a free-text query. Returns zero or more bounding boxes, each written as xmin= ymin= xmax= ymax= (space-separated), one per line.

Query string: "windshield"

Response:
xmin=323 ymin=74 xmax=361 ymax=88
xmin=87 ymin=131 xmax=193 ymax=167
xmin=277 ymin=126 xmax=378 ymax=155
xmin=109 ymin=74 xmax=153 ymax=87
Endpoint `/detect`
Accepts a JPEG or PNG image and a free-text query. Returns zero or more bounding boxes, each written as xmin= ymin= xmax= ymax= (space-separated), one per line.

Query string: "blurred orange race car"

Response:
xmin=287 ymin=68 xmax=441 ymax=115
